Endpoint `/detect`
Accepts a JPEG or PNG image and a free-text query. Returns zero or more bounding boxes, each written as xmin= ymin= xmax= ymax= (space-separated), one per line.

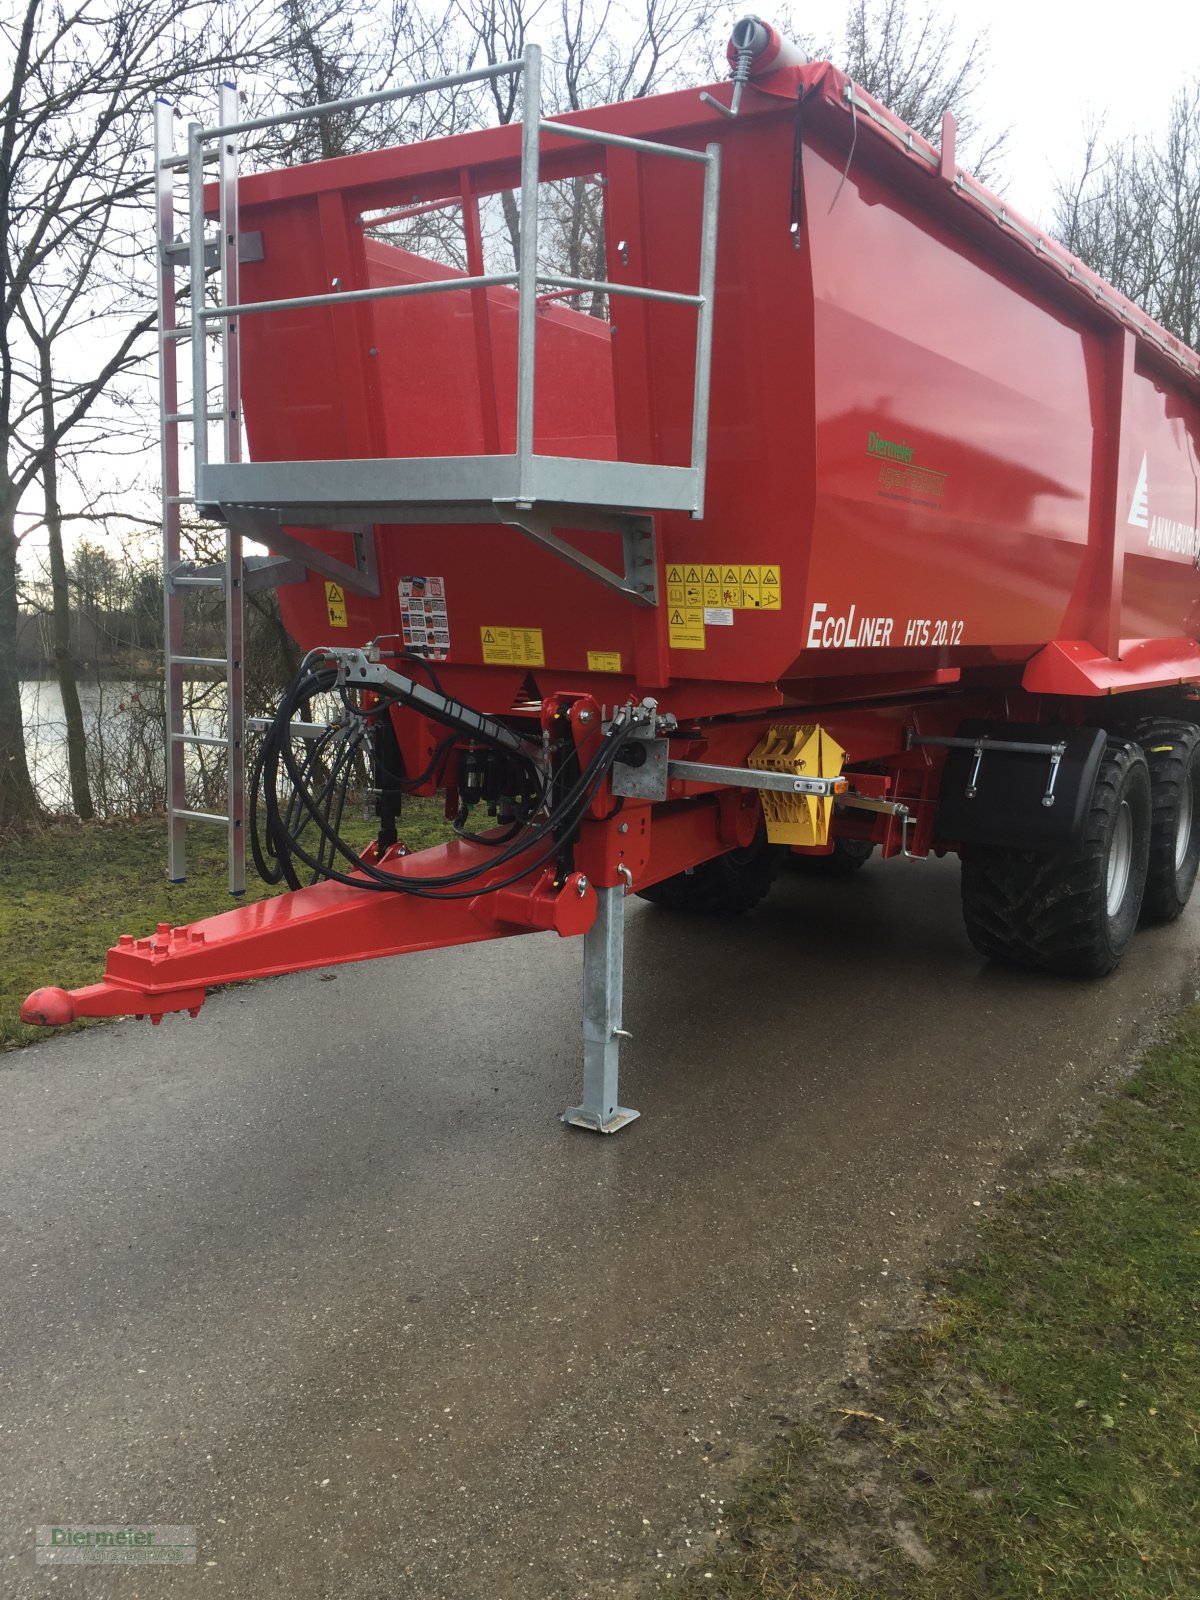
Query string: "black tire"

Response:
xmin=636 ymin=825 xmax=783 ymax=915
xmin=1137 ymin=720 xmax=1200 ymax=925
xmin=960 ymin=739 xmax=1151 ymax=977
xmin=791 ymin=838 xmax=875 ymax=876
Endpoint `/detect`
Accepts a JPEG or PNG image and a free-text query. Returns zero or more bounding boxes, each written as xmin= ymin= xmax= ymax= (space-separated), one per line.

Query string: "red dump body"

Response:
xmin=230 ymin=61 xmax=1200 ymax=717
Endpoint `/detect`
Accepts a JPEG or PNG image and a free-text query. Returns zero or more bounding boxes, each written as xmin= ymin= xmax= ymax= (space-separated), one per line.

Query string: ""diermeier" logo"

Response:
xmin=867 ymin=431 xmax=914 ymax=463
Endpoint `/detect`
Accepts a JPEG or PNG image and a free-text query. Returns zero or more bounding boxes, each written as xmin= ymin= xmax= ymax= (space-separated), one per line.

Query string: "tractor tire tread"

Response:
xmin=1134 ymin=718 xmax=1200 ymax=925
xmin=637 ymin=836 xmax=782 ymax=915
xmin=961 ymin=739 xmax=1149 ymax=977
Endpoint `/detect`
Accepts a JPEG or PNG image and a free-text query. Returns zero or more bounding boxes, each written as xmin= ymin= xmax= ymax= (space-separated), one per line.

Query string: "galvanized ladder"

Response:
xmin=153 ymin=85 xmax=246 ymax=893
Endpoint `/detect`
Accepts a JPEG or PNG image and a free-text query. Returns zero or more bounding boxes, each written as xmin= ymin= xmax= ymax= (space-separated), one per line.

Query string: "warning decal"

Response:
xmin=669 ymin=561 xmax=782 ymax=613
xmin=399 ymin=575 xmax=451 ymax=660
xmin=481 ymin=626 xmax=545 ymax=666
xmin=586 ymin=650 xmax=623 ymax=673
xmin=668 ymin=607 xmax=705 ymax=650
xmin=324 ymin=581 xmax=348 ymax=628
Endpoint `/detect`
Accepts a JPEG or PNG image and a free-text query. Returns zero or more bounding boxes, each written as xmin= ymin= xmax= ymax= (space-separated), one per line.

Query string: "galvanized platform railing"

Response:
xmin=182 ymin=45 xmax=721 ymax=526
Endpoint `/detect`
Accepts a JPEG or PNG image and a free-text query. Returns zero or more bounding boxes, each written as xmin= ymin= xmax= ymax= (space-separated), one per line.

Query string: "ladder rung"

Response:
xmin=162 ymin=326 xmax=195 ymax=341
xmin=171 ymin=655 xmax=228 ymax=669
xmin=171 ymin=732 xmax=228 ymax=748
xmin=247 ymin=717 xmax=329 ymax=737
xmin=159 ymin=150 xmax=220 ymax=174
xmin=165 ymin=494 xmax=196 ymax=505
xmin=165 ymin=410 xmax=224 ymax=423
xmin=172 ymin=808 xmax=233 ymax=826
xmin=170 ymin=574 xmax=225 ymax=590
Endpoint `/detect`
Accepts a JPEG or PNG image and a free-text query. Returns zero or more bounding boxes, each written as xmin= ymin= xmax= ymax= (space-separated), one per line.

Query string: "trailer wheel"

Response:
xmin=791 ymin=838 xmax=875 ymax=876
xmin=637 ymin=826 xmax=783 ymax=915
xmin=960 ymin=740 xmax=1151 ymax=977
xmin=1137 ymin=720 xmax=1200 ymax=925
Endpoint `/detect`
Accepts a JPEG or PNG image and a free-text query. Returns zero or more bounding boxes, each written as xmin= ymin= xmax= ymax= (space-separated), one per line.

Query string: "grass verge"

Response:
xmin=660 ymin=1011 xmax=1200 ymax=1599
xmin=0 ymin=801 xmax=453 ymax=1052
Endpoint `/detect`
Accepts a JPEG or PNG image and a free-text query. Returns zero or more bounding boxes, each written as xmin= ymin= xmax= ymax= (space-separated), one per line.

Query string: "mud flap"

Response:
xmin=935 ymin=721 xmax=1107 ymax=852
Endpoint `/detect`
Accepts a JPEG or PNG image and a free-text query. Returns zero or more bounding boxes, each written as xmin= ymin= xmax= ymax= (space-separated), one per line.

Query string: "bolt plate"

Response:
xmin=610 ymin=739 xmax=668 ymax=801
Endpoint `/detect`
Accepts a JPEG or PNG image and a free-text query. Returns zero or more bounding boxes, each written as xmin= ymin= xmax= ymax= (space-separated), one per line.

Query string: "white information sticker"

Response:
xmin=399 ymin=576 xmax=450 ymax=661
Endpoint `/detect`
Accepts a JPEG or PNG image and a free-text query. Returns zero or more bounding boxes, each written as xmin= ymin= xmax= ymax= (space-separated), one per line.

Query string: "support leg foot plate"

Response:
xmin=562 ymin=1105 xmax=641 ymax=1134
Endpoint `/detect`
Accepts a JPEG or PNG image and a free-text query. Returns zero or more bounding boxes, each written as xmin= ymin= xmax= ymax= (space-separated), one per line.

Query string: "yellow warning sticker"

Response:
xmin=324 ymin=581 xmax=348 ymax=628
xmin=668 ymin=607 xmax=705 ymax=650
xmin=587 ymin=650 xmax=623 ymax=673
xmin=481 ymin=625 xmax=545 ymax=666
xmin=664 ymin=562 xmax=783 ymax=612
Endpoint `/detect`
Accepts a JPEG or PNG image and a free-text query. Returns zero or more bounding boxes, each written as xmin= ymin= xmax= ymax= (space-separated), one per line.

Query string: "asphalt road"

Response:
xmin=2 ymin=854 xmax=1198 ymax=1598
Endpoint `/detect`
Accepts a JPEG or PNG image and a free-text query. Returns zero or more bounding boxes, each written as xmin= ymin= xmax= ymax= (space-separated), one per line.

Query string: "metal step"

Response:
xmin=168 ymin=574 xmax=225 ymax=591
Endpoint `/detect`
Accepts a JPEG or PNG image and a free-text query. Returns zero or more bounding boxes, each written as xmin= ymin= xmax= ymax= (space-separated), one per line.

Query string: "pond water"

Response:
xmin=20 ymin=677 xmax=221 ymax=814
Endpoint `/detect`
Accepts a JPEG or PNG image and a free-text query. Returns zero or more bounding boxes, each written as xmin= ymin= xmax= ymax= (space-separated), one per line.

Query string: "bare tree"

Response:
xmin=1052 ymin=83 xmax=1200 ymax=350
xmin=448 ymin=0 xmax=719 ymax=274
xmin=448 ymin=0 xmax=542 ymax=264
xmin=555 ymin=0 xmax=718 ymax=108
xmin=33 ymin=335 xmax=93 ymax=817
xmin=842 ymin=0 xmax=1007 ymax=184
xmin=259 ymin=0 xmax=467 ymax=166
xmin=0 ymin=0 xmax=280 ymax=827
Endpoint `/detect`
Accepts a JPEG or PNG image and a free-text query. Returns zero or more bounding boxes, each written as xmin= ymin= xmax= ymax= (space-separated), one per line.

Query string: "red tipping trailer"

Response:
xmin=23 ymin=25 xmax=1200 ymax=1130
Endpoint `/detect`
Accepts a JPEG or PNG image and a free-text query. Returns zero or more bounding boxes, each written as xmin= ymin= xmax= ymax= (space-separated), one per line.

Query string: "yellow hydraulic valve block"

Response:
xmin=747 ymin=724 xmax=847 ymax=846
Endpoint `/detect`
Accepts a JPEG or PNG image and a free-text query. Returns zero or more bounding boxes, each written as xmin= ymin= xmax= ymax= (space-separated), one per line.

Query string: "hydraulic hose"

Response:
xmin=250 ymin=658 xmax=631 ymax=899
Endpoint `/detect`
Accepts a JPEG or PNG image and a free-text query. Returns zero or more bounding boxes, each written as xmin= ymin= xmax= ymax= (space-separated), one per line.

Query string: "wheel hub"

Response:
xmin=1175 ymin=773 xmax=1193 ymax=873
xmin=1107 ymin=800 xmax=1133 ymax=918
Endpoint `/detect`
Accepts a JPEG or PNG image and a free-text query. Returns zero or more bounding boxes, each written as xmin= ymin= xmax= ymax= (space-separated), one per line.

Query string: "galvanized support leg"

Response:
xmin=563 ymin=884 xmax=640 ymax=1134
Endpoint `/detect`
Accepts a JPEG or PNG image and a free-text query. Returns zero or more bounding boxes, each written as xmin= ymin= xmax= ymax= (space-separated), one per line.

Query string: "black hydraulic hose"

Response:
xmin=248 ymin=734 xmax=286 ymax=886
xmin=251 ymin=665 xmax=344 ymax=890
xmin=272 ymin=707 xmax=625 ymax=897
xmin=250 ymin=658 xmax=630 ymax=900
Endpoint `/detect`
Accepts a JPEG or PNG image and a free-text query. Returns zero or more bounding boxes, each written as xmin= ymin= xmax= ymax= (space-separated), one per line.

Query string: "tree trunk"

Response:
xmin=0 ymin=497 xmax=41 ymax=828
xmin=41 ymin=391 xmax=94 ymax=818
xmin=501 ymin=188 xmax=521 ymax=271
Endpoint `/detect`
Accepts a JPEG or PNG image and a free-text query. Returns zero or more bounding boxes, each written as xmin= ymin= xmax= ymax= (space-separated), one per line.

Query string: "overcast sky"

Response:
xmin=788 ymin=0 xmax=1200 ymax=226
